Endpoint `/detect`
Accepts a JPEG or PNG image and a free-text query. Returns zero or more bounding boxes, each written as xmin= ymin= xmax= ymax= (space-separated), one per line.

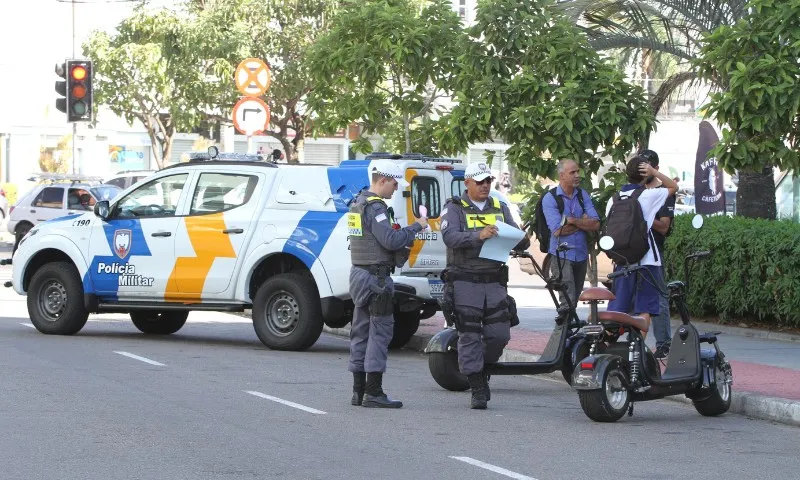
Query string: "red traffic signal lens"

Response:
xmin=72 ymin=85 xmax=87 ymax=99
xmin=71 ymin=65 xmax=87 ymax=81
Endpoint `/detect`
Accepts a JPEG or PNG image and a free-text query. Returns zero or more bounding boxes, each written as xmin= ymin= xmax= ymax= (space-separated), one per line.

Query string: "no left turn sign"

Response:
xmin=232 ymin=97 xmax=270 ymax=136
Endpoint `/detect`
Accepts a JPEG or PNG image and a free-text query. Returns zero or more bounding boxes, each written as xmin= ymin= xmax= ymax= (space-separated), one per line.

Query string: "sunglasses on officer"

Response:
xmin=471 ymin=177 xmax=494 ymax=186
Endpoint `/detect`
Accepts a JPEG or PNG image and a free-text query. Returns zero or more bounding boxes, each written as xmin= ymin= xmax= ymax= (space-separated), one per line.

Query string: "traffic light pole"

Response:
xmin=71 ymin=0 xmax=77 ymax=174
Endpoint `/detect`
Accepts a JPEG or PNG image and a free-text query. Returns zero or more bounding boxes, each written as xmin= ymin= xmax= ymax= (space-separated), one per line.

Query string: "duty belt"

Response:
xmin=354 ymin=264 xmax=394 ymax=277
xmin=443 ymin=267 xmax=508 ymax=284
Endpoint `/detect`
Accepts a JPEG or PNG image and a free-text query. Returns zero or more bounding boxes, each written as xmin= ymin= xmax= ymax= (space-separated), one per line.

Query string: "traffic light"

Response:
xmin=54 ymin=59 xmax=93 ymax=123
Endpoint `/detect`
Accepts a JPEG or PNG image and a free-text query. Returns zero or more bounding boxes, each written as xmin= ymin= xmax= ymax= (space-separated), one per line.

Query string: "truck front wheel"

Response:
xmin=389 ymin=309 xmax=421 ymax=349
xmin=27 ymin=261 xmax=89 ymax=335
xmin=252 ymin=273 xmax=323 ymax=351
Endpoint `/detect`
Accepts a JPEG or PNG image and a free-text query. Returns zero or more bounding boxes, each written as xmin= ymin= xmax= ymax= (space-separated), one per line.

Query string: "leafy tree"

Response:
xmin=696 ymin=0 xmax=800 ymax=219
xmin=304 ymin=0 xmax=463 ymax=154
xmin=85 ymin=1 xmax=340 ymax=167
xmin=186 ymin=0 xmax=342 ymax=163
xmin=559 ymin=0 xmax=786 ymax=219
xmin=559 ymin=0 xmax=748 ymax=117
xmin=433 ymin=0 xmax=654 ymax=284
xmin=84 ymin=8 xmax=204 ymax=169
xmin=435 ymin=0 xmax=654 ymax=177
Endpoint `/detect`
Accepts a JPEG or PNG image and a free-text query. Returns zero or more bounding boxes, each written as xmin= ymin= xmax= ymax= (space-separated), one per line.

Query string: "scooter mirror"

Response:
xmin=207 ymin=145 xmax=219 ymax=158
xmin=598 ymin=236 xmax=615 ymax=251
xmin=691 ymin=214 xmax=704 ymax=230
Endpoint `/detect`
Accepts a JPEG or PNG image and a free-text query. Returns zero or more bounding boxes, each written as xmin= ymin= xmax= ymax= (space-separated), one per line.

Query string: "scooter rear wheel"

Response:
xmin=692 ymin=361 xmax=732 ymax=416
xmin=578 ymin=367 xmax=630 ymax=422
xmin=428 ymin=351 xmax=469 ymax=391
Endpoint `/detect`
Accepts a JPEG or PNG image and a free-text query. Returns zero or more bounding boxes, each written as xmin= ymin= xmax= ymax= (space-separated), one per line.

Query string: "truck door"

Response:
xmin=397 ymin=167 xmax=448 ymax=275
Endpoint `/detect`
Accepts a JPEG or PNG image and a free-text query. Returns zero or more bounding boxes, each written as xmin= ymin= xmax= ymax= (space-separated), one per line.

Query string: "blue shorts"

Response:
xmin=607 ymin=265 xmax=663 ymax=316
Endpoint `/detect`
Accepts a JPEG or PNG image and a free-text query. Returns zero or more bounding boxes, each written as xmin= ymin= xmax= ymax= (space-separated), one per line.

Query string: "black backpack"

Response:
xmin=532 ymin=187 xmax=585 ymax=253
xmin=602 ymin=188 xmax=650 ymax=264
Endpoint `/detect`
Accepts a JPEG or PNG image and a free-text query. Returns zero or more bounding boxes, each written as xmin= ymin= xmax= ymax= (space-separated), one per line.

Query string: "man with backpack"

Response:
xmin=640 ymin=149 xmax=677 ymax=359
xmin=539 ymin=159 xmax=600 ymax=319
xmin=604 ymin=155 xmax=679 ymax=333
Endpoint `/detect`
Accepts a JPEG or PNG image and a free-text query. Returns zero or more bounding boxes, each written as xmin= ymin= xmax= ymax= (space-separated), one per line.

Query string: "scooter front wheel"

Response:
xmin=692 ymin=361 xmax=732 ymax=416
xmin=428 ymin=351 xmax=469 ymax=391
xmin=578 ymin=367 xmax=630 ymax=422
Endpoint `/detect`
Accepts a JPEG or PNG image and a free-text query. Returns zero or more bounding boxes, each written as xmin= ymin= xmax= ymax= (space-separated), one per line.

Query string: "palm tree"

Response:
xmin=559 ymin=0 xmax=778 ymax=219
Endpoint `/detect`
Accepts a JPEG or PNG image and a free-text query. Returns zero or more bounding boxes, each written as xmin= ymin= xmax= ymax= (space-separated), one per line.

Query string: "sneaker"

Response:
xmin=654 ymin=345 xmax=669 ymax=360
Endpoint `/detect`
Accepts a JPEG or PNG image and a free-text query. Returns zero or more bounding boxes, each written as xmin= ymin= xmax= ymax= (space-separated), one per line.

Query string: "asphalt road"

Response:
xmin=2 ymin=274 xmax=800 ymax=480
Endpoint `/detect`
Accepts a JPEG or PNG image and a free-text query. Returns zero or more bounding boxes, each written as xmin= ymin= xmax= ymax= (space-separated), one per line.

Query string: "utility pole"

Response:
xmin=71 ymin=0 xmax=78 ymax=174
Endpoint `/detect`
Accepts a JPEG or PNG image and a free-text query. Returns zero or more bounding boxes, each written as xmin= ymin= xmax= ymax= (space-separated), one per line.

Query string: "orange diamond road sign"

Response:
xmin=235 ymin=58 xmax=271 ymax=97
xmin=232 ymin=97 xmax=270 ymax=136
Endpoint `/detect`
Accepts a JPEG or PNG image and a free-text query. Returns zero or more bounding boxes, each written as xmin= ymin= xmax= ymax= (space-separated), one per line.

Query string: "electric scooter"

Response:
xmin=571 ymin=214 xmax=733 ymax=422
xmin=424 ymin=244 xmax=589 ymax=391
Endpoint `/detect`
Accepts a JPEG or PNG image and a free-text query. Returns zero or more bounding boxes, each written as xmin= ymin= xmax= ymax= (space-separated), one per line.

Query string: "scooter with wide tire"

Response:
xmin=571 ymin=215 xmax=733 ymax=422
xmin=424 ymin=244 xmax=589 ymax=392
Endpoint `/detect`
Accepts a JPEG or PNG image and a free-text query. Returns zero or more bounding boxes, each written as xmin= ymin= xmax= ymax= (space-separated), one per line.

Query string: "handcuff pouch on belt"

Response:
xmin=368 ymin=264 xmax=394 ymax=316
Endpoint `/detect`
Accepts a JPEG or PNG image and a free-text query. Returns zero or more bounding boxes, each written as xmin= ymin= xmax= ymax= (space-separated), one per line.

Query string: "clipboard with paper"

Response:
xmin=479 ymin=221 xmax=526 ymax=262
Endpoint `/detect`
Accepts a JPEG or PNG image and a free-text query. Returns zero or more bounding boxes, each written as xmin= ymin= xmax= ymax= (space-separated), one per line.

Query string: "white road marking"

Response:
xmin=245 ymin=390 xmax=327 ymax=415
xmin=450 ymin=456 xmax=538 ymax=480
xmin=113 ymin=351 xmax=165 ymax=366
xmin=20 ymin=323 xmax=35 ymax=329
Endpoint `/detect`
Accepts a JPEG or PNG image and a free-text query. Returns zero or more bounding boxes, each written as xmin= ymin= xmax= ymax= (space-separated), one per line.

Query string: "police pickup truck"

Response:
xmin=9 ymin=150 xmax=464 ymax=351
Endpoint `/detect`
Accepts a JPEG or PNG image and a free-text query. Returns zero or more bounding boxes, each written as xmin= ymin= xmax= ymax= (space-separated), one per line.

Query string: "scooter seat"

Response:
xmin=579 ymin=287 xmax=616 ymax=302
xmin=699 ymin=332 xmax=720 ymax=343
xmin=597 ymin=311 xmax=649 ymax=333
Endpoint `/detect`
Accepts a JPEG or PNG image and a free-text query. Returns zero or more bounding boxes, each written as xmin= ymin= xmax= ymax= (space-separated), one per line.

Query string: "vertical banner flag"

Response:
xmin=694 ymin=121 xmax=726 ymax=214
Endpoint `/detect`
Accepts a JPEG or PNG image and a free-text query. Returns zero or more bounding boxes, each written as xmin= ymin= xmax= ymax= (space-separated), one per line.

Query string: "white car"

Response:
xmin=104 ymin=170 xmax=157 ymax=190
xmin=10 ymin=152 xmax=463 ymax=351
xmin=7 ymin=179 xmax=121 ymax=248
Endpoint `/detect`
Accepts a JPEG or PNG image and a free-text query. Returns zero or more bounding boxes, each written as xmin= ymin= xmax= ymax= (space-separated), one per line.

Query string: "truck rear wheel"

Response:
xmin=130 ymin=311 xmax=188 ymax=335
xmin=252 ymin=272 xmax=323 ymax=351
xmin=27 ymin=261 xmax=89 ymax=335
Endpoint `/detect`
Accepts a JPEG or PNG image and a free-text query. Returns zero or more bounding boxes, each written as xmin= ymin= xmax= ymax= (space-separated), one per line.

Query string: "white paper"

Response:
xmin=479 ymin=221 xmax=526 ymax=263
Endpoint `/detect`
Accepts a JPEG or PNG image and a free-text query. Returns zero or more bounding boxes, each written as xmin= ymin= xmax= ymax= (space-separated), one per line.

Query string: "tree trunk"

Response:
xmin=404 ymin=114 xmax=411 ymax=153
xmin=281 ymin=137 xmax=296 ymax=164
xmin=161 ymin=136 xmax=174 ymax=168
xmin=588 ymin=252 xmax=599 ymax=287
xmin=736 ymin=167 xmax=776 ymax=219
xmin=293 ymin=135 xmax=305 ymax=164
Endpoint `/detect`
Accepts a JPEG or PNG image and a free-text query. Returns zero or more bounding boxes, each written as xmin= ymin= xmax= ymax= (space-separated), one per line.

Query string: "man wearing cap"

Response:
xmin=347 ymin=160 xmax=428 ymax=408
xmin=441 ymin=162 xmax=531 ymax=409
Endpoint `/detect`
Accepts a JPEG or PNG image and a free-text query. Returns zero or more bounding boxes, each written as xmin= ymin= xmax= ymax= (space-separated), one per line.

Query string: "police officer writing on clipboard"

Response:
xmin=441 ymin=163 xmax=531 ymax=409
xmin=347 ymin=160 xmax=428 ymax=408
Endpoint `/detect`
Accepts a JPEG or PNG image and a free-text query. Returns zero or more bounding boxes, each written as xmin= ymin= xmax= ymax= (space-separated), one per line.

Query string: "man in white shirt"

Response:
xmin=605 ymin=156 xmax=679 ymax=332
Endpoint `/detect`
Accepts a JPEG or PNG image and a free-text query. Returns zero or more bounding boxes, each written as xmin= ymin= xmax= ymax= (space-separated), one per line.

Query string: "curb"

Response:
xmin=686 ymin=320 xmax=800 ymax=344
xmin=324 ymin=325 xmax=800 ymax=427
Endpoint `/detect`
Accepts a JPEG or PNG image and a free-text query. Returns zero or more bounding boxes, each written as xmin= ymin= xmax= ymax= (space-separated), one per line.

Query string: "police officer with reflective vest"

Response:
xmin=348 ymin=160 xmax=428 ymax=408
xmin=441 ymin=162 xmax=530 ymax=409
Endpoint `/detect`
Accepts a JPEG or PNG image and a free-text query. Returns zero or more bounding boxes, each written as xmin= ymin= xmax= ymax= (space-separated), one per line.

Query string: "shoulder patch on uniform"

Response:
xmin=441 ymin=220 xmax=449 ymax=230
xmin=375 ymin=213 xmax=388 ymax=223
xmin=441 ymin=207 xmax=448 ymax=216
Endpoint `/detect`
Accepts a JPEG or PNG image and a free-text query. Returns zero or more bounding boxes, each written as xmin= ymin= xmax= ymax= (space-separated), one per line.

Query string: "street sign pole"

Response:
xmin=72 ymin=0 xmax=77 ymax=174
xmin=233 ymin=58 xmax=272 ymax=155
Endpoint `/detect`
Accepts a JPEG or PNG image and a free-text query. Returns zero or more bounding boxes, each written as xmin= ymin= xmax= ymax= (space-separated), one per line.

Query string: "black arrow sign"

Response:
xmin=243 ymin=108 xmax=262 ymax=121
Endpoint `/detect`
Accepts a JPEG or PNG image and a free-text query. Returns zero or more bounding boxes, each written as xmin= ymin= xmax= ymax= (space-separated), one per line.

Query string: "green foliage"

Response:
xmin=305 ymin=0 xmax=463 ymax=153
xmin=85 ymin=1 xmax=340 ymax=165
xmin=695 ymin=0 xmax=800 ymax=176
xmin=433 ymin=0 xmax=655 ymax=179
xmin=665 ymin=214 xmax=800 ymax=326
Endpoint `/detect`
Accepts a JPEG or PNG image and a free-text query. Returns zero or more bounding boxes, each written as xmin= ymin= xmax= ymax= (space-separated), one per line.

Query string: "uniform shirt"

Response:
xmin=605 ymin=184 xmax=669 ymax=267
xmin=542 ymin=186 xmax=599 ymax=262
xmin=440 ymin=194 xmax=530 ymax=256
xmin=359 ymin=191 xmax=422 ymax=252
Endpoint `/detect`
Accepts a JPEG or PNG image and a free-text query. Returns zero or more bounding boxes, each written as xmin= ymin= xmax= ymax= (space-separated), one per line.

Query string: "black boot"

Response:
xmin=468 ymin=373 xmax=488 ymax=410
xmin=351 ymin=372 xmax=366 ymax=406
xmin=483 ymin=365 xmax=495 ymax=402
xmin=362 ymin=372 xmax=403 ymax=408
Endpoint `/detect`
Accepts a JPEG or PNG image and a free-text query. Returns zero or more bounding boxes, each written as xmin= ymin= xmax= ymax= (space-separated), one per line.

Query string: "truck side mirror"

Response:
xmin=94 ymin=200 xmax=110 ymax=220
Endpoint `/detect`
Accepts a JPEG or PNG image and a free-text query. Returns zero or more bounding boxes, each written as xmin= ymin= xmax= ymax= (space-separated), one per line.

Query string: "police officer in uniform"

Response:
xmin=441 ymin=162 xmax=530 ymax=409
xmin=348 ymin=160 xmax=428 ymax=408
